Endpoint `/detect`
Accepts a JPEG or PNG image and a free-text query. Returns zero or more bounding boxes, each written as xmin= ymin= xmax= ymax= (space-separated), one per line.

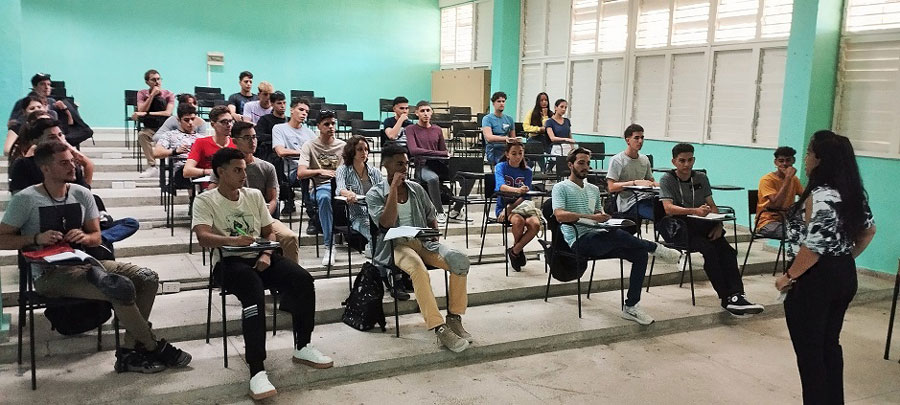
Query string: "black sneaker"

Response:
xmin=507 ymin=248 xmax=522 ymax=272
xmin=281 ymin=202 xmax=296 ymax=215
xmin=306 ymin=219 xmax=321 ymax=235
xmin=114 ymin=348 xmax=166 ymax=374
xmin=383 ymin=278 xmax=410 ymax=301
xmin=152 ymin=339 xmax=192 ymax=368
xmin=723 ymin=294 xmax=764 ymax=317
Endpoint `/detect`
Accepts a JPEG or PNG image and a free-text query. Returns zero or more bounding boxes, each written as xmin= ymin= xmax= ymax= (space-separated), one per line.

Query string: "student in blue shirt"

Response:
xmin=481 ymin=91 xmax=517 ymax=166
xmin=494 ymin=140 xmax=537 ymax=271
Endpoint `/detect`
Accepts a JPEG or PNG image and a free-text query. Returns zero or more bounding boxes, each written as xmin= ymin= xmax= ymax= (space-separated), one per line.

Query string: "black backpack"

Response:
xmin=341 ymin=262 xmax=386 ymax=332
xmin=541 ymin=199 xmax=588 ymax=282
xmin=44 ymin=300 xmax=113 ymax=335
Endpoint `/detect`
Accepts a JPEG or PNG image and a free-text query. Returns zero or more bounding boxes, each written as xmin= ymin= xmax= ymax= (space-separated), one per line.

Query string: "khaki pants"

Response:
xmin=270 ymin=219 xmax=299 ymax=263
xmin=138 ymin=128 xmax=157 ymax=168
xmin=393 ymin=239 xmax=467 ymax=329
xmin=33 ymin=260 xmax=159 ymax=350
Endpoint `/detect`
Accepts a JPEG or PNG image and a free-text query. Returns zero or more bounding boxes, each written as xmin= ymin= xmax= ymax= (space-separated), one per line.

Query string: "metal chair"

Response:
xmin=124 ymin=90 xmax=139 ymax=150
xmin=645 ymin=198 xmax=701 ymax=305
xmin=740 ymin=189 xmax=789 ymax=277
xmin=884 ymin=259 xmax=900 ymax=362
xmin=330 ymin=178 xmax=369 ymax=287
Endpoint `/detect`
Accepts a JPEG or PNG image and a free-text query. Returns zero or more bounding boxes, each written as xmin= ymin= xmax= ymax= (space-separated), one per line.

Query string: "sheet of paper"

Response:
xmin=44 ymin=249 xmax=91 ymax=263
xmin=687 ymin=213 xmax=732 ymax=221
xmin=383 ymin=226 xmax=434 ymax=241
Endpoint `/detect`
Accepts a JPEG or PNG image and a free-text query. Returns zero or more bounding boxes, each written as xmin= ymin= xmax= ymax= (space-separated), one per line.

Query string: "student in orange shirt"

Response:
xmin=756 ymin=146 xmax=804 ymax=238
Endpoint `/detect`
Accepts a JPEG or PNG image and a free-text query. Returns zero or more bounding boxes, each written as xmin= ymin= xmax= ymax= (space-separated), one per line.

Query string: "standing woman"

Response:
xmin=546 ymin=99 xmax=577 ymax=157
xmin=776 ymin=130 xmax=876 ymax=404
xmin=494 ymin=140 xmax=540 ymax=271
xmin=335 ymin=136 xmax=383 ymax=252
xmin=522 ymin=92 xmax=550 ymax=170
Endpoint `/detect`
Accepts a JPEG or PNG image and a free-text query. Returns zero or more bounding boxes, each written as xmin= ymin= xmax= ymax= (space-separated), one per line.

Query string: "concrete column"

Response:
xmin=490 ymin=0 xmax=521 ymax=115
xmin=777 ymin=0 xmax=844 ymax=150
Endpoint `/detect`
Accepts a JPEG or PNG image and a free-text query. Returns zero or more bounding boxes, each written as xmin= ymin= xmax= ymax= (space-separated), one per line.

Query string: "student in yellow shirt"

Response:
xmin=522 ymin=92 xmax=549 ymax=170
xmin=756 ymin=146 xmax=804 ymax=238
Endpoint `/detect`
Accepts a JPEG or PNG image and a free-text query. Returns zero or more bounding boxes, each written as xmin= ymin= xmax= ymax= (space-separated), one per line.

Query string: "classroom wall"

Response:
xmin=1 ymin=0 xmax=440 ymax=132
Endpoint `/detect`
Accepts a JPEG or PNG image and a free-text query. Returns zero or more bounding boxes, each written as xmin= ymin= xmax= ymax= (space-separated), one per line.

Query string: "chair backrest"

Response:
xmin=196 ymin=92 xmax=224 ymax=101
xmin=124 ymin=90 xmax=138 ymax=106
xmin=448 ymin=157 xmax=484 ymax=180
xmin=451 ymin=121 xmax=479 ymax=136
xmin=194 ymin=86 xmax=221 ymax=94
xmin=432 ymin=113 xmax=453 ymax=124
xmin=291 ymin=90 xmax=314 ymax=99
xmin=51 ymin=87 xmax=67 ymax=98
xmin=449 ymin=106 xmax=471 ymax=116
xmin=336 ymin=110 xmax=363 ymax=123
xmin=322 ymin=103 xmax=347 ymax=111
xmin=648 ymin=154 xmax=654 ymax=168
xmin=579 ymin=142 xmax=605 ymax=157
xmin=379 ymin=98 xmax=393 ymax=113
xmin=309 ymin=97 xmax=326 ymax=104
xmin=351 ymin=119 xmax=380 ymax=134
xmin=514 ymin=122 xmax=524 ymax=135
xmin=747 ymin=189 xmax=759 ymax=228
xmin=50 ymin=80 xmax=65 ymax=89
xmin=524 ymin=141 xmax=544 ymax=155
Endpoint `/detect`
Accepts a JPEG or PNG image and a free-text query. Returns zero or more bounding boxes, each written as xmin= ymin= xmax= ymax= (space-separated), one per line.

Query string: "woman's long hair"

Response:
xmin=795 ymin=130 xmax=869 ymax=241
xmin=529 ymin=92 xmax=549 ymax=128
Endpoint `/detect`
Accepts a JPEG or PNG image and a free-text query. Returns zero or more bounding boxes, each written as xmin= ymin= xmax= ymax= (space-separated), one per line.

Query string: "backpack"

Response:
xmin=541 ymin=199 xmax=588 ymax=282
xmin=341 ymin=262 xmax=386 ymax=332
xmin=44 ymin=300 xmax=113 ymax=335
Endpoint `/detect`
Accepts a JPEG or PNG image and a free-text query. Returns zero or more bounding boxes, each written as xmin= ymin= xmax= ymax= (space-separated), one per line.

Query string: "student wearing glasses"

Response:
xmin=183 ymin=106 xmax=236 ymax=179
xmin=297 ymin=110 xmax=346 ymax=266
xmin=755 ymin=146 xmax=804 ymax=238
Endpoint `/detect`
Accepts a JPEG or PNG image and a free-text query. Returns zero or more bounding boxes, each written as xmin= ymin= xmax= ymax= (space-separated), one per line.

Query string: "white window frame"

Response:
xmin=518 ymin=0 xmax=792 ymax=149
xmin=440 ymin=0 xmax=494 ymax=70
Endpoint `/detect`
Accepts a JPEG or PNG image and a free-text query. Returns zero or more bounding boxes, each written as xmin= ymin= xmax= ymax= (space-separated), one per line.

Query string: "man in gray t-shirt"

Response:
xmin=0 ymin=142 xmax=192 ymax=372
xmin=606 ymin=124 xmax=656 ymax=219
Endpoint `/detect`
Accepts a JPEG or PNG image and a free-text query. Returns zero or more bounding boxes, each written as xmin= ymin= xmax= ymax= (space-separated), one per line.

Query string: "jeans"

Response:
xmin=571 ymin=229 xmax=657 ymax=307
xmin=101 ymin=217 xmax=140 ymax=244
xmin=315 ymin=184 xmax=333 ymax=247
xmin=485 ymin=144 xmax=505 ymax=166
xmin=622 ymin=199 xmax=655 ymax=221
xmin=288 ymin=170 xmax=317 ymax=218
xmin=784 ymin=255 xmax=857 ymax=404
xmin=214 ymin=254 xmax=316 ymax=375
xmin=417 ymin=166 xmax=445 ymax=214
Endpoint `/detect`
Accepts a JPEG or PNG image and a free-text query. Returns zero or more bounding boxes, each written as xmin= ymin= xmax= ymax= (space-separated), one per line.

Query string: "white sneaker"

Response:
xmin=321 ymin=247 xmax=335 ymax=266
xmin=436 ymin=213 xmax=448 ymax=223
xmin=448 ymin=209 xmax=474 ymax=223
xmin=139 ymin=166 xmax=159 ymax=178
xmin=652 ymin=242 xmax=682 ymax=264
xmin=292 ymin=345 xmax=334 ymax=369
xmin=621 ymin=304 xmax=655 ymax=325
xmin=249 ymin=371 xmax=277 ymax=400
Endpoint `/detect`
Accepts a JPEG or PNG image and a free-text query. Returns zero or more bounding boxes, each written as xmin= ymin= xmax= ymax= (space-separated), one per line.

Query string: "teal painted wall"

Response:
xmin=490 ymin=0 xmax=521 ymax=116
xmin=8 ymin=0 xmax=440 ymax=129
xmin=0 ymin=0 xmax=24 ymax=152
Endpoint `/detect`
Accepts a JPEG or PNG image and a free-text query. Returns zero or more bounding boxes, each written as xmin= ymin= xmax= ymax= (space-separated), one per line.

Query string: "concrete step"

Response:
xmin=0 ymin=241 xmax=785 ymax=360
xmin=0 ymin=157 xmax=144 ymax=174
xmin=0 ymin=272 xmax=893 ymax=403
xmin=0 ymin=187 xmax=189 ymax=211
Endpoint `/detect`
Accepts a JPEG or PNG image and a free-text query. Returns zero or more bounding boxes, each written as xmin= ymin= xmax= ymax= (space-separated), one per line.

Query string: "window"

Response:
xmin=440 ymin=1 xmax=493 ymax=68
xmin=637 ymin=0 xmax=672 ymax=49
xmin=761 ymin=0 xmax=794 ymax=38
xmin=715 ymin=0 xmax=759 ymax=42
xmin=599 ymin=1 xmax=629 ymax=52
xmin=845 ymin=0 xmax=900 ymax=32
xmin=672 ymin=0 xmax=710 ymax=46
xmin=571 ymin=0 xmax=599 ymax=54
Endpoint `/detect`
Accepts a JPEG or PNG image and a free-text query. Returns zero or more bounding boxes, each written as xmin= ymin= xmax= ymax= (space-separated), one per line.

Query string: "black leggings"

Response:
xmin=784 ymin=254 xmax=857 ymax=404
xmin=214 ymin=254 xmax=316 ymax=374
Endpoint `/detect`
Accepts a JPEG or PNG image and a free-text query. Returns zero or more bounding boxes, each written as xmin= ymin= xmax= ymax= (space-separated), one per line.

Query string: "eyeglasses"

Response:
xmin=216 ymin=119 xmax=234 ymax=125
xmin=320 ymin=109 xmax=335 ymax=116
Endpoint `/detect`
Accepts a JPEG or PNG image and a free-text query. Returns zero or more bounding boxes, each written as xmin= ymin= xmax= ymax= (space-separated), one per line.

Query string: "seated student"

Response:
xmin=193 ymin=147 xmax=331 ymax=400
xmin=254 ymin=91 xmax=287 ymax=140
xmin=481 ymin=91 xmax=517 ymax=166
xmin=0 ymin=141 xmax=191 ymax=374
xmin=10 ymin=118 xmax=93 ymax=192
xmin=209 ymin=121 xmax=300 ymax=263
xmin=335 ymin=135 xmax=383 ymax=253
xmin=183 ymin=106 xmax=236 ymax=180
xmin=152 ymin=104 xmax=204 ymax=189
xmin=6 ymin=94 xmax=60 ymax=159
xmin=552 ymin=147 xmax=681 ymax=325
xmin=241 ymin=81 xmax=274 ymax=125
xmin=522 ymin=92 xmax=550 ymax=171
xmin=135 ymin=69 xmax=175 ymax=178
xmin=297 ymin=110 xmax=346 ymax=266
xmin=756 ymin=146 xmax=803 ymax=238
xmin=494 ymin=140 xmax=540 ymax=271
xmin=8 ymin=105 xmax=58 ymax=164
xmin=545 ymin=99 xmax=576 ymax=156
xmin=272 ymin=98 xmax=316 ymax=228
xmin=606 ymin=124 xmax=657 ymax=220
xmin=383 ymin=96 xmax=413 ymax=144
xmin=155 ymin=93 xmax=208 ymax=141
xmin=227 ymin=70 xmax=257 ymax=122
xmin=367 ymin=144 xmax=472 ymax=352
xmin=659 ymin=143 xmax=765 ymax=317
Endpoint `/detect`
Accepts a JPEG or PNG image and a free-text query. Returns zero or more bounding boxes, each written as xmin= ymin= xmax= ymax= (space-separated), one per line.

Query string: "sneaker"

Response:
xmin=436 ymin=213 xmax=448 ymax=224
xmin=152 ymin=339 xmax=192 ymax=367
xmin=724 ymin=293 xmax=765 ymax=316
xmin=292 ymin=345 xmax=334 ymax=369
xmin=281 ymin=202 xmax=296 ymax=215
xmin=114 ymin=348 xmax=166 ymax=374
xmin=445 ymin=314 xmax=472 ymax=341
xmin=249 ymin=371 xmax=277 ymax=400
xmin=435 ymin=324 xmax=469 ymax=353
xmin=139 ymin=166 xmax=159 ymax=178
xmin=384 ymin=278 xmax=410 ymax=301
xmin=448 ymin=209 xmax=474 ymax=223
xmin=507 ymin=248 xmax=523 ymax=272
xmin=651 ymin=243 xmax=681 ymax=264
xmin=621 ymin=304 xmax=655 ymax=325
xmin=321 ymin=247 xmax=335 ymax=266
xmin=306 ymin=220 xmax=320 ymax=235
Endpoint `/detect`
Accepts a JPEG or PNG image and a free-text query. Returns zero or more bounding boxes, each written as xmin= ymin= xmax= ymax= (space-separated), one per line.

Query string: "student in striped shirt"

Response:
xmin=551 ymin=147 xmax=681 ymax=325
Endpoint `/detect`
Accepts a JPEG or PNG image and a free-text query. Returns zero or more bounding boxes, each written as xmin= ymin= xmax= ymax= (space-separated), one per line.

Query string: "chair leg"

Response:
xmin=114 ymin=317 xmax=120 ymax=350
xmin=884 ymin=272 xmax=899 ymax=360
xmin=393 ymin=278 xmax=401 ymax=338
xmin=646 ymin=256 xmax=656 ymax=292
xmin=29 ymin=306 xmax=36 ymax=390
xmin=687 ymin=254 xmax=696 ymax=306
xmin=17 ymin=304 xmax=24 ymax=365
xmin=741 ymin=236 xmax=756 ymax=277
xmin=463 ymin=205 xmax=470 ymax=249
xmin=587 ymin=261 xmax=596 ymax=299
xmin=544 ymin=266 xmax=552 ymax=302
xmin=206 ymin=279 xmax=213 ymax=343
xmin=221 ymin=290 xmax=228 ymax=368
xmin=679 ymin=255 xmax=687 ymax=288
xmin=97 ymin=323 xmax=102 ymax=352
xmin=444 ymin=270 xmax=450 ymax=314
xmin=477 ymin=213 xmax=489 ymax=264
xmin=576 ymin=277 xmax=583 ymax=319
xmin=773 ymin=241 xmax=784 ymax=276
xmin=272 ymin=291 xmax=278 ymax=337
xmin=619 ymin=259 xmax=625 ymax=309
xmin=348 ymin=248 xmax=353 ymax=291
xmin=504 ymin=225 xmax=509 ymax=277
